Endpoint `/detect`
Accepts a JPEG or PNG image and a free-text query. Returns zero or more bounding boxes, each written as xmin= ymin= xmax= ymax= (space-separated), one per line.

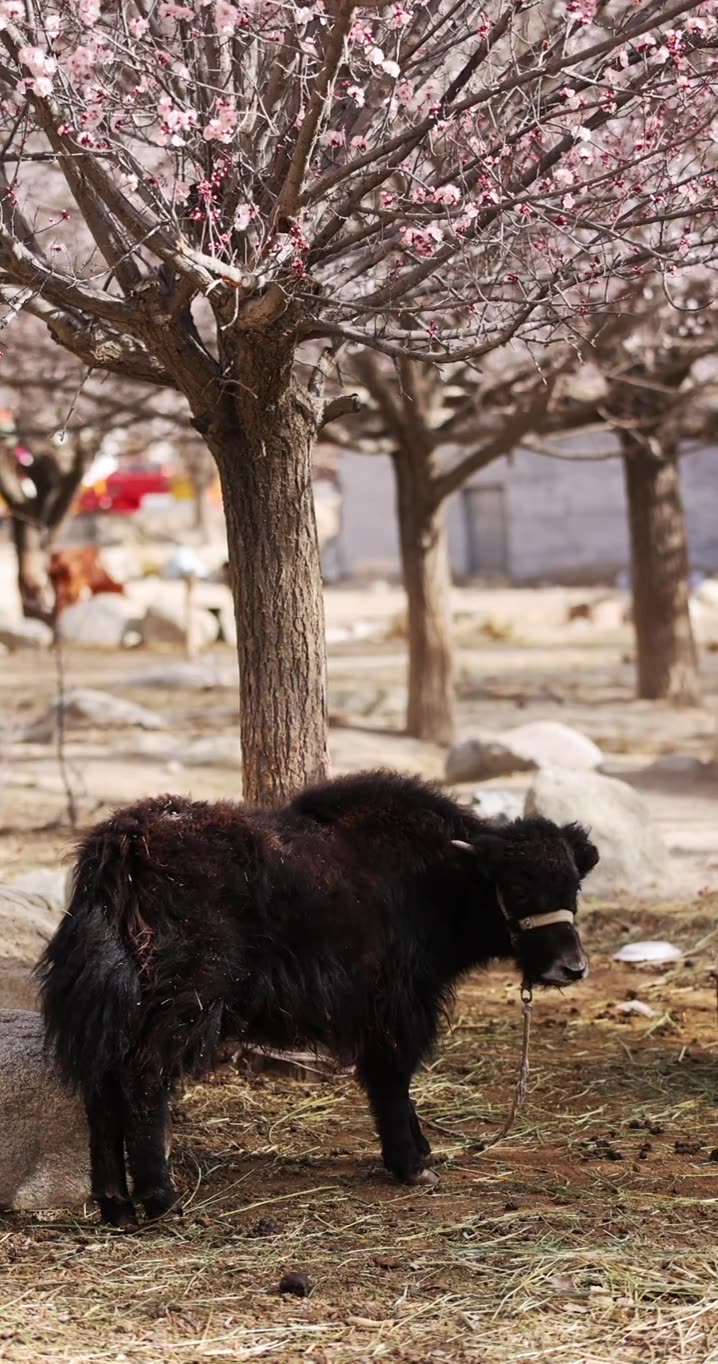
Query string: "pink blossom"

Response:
xmin=432 ymin=183 xmax=461 ymax=206
xmin=18 ymin=46 xmax=57 ymax=79
xmin=320 ymin=129 xmax=345 ymax=147
xmin=45 ymin=15 xmax=61 ymax=37
xmin=31 ymin=76 xmax=54 ymax=96
xmin=129 ymin=16 xmax=149 ymax=37
xmin=160 ymin=3 xmax=194 ymax=18
xmin=368 ymin=46 xmax=385 ymax=65
xmin=0 ymin=0 xmax=24 ymax=26
xmin=216 ymin=0 xmax=239 ymax=34
xmin=234 ymin=203 xmax=254 ymax=230
xmin=391 ymin=5 xmax=413 ymax=27
xmin=78 ymin=0 xmax=101 ymax=25
xmin=157 ymin=95 xmax=198 ymax=146
xmin=382 ymin=59 xmax=400 ymax=78
xmin=346 ymin=84 xmax=365 ymax=107
xmin=203 ymin=97 xmax=239 ymax=143
xmin=68 ymin=45 xmax=96 ymax=79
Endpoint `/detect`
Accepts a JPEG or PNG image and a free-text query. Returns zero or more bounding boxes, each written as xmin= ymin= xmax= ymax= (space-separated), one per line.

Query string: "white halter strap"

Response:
xmin=496 ymin=888 xmax=575 ymax=933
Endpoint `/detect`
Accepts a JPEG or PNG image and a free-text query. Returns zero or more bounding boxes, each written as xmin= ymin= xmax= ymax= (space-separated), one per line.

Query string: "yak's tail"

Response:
xmin=37 ymin=837 xmax=142 ymax=1096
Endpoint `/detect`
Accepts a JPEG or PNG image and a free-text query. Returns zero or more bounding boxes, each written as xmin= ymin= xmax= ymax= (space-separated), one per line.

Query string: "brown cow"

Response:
xmin=48 ymin=546 xmax=125 ymax=614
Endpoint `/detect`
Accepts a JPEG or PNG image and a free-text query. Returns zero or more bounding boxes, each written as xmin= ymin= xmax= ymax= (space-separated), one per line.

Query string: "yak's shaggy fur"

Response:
xmin=39 ymin=769 xmax=597 ymax=1226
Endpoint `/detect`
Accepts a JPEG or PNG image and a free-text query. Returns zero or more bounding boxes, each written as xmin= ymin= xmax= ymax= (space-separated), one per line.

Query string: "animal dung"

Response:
xmin=278 ymin=1271 xmax=312 ymax=1298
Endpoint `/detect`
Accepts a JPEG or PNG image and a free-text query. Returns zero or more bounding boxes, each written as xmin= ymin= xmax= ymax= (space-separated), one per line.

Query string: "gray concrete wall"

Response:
xmin=336 ymin=441 xmax=718 ymax=583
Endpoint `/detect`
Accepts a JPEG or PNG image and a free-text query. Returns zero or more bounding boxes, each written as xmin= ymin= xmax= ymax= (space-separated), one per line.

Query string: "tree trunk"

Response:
xmin=393 ymin=448 xmax=455 ymax=744
xmin=207 ymin=346 xmax=328 ymax=806
xmin=622 ymin=437 xmax=700 ymax=703
xmin=10 ymin=515 xmax=52 ymax=620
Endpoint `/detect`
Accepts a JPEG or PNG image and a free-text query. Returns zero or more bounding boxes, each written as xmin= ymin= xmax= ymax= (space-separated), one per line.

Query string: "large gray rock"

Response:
xmin=24 ymin=687 xmax=164 ymax=740
xmin=59 ymin=594 xmax=140 ymax=648
xmin=0 ymin=615 xmax=52 ymax=650
xmin=142 ymin=601 xmax=219 ymax=649
xmin=525 ymin=767 xmax=671 ymax=894
xmin=446 ymin=721 xmax=602 ymax=783
xmin=0 ymin=958 xmax=38 ymax=1010
xmin=446 ymin=734 xmax=536 ymax=783
xmin=0 ymin=884 xmax=64 ymax=960
xmin=0 ymin=1011 xmax=90 ymax=1210
xmin=122 ymin=663 xmax=236 ymax=690
xmin=9 ymin=868 xmax=68 ymax=915
xmin=172 ymin=736 xmax=242 ymax=770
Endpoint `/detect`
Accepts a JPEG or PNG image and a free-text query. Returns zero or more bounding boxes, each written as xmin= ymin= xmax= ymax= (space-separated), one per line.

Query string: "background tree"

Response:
xmin=0 ymin=315 xmax=191 ymax=619
xmin=525 ymin=277 xmax=718 ymax=704
xmin=328 ymin=347 xmax=582 ymax=743
xmin=0 ymin=0 xmax=717 ymax=798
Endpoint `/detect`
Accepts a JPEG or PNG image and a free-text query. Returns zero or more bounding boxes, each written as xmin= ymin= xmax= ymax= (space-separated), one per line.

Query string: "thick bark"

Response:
xmin=622 ymin=436 xmax=700 ymax=703
xmin=393 ymin=446 xmax=455 ymax=744
xmin=10 ymin=515 xmax=52 ymax=620
xmin=207 ymin=339 xmax=328 ymax=805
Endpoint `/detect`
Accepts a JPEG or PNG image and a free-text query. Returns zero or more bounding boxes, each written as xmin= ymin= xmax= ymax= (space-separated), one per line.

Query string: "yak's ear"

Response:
xmin=562 ymin=823 xmax=599 ymax=878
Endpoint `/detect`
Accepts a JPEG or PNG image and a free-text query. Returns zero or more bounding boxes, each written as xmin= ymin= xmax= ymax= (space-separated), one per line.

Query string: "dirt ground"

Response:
xmin=1 ymin=585 xmax=718 ymax=1362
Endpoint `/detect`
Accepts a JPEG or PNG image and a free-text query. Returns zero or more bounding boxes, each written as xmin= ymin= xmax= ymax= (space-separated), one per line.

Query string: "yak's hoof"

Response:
xmin=141 ymin=1191 xmax=183 ymax=1221
xmin=99 ymin=1197 xmax=138 ymax=1229
xmin=409 ymin=1167 xmax=439 ymax=1187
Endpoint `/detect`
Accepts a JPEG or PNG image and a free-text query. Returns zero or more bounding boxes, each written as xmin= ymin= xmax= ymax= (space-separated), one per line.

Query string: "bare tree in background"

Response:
xmin=0 ymin=1 xmax=717 ymax=798
xmin=0 ymin=316 xmax=192 ymax=618
xmin=328 ymin=348 xmax=583 ymax=743
xmin=529 ymin=279 xmax=718 ymax=704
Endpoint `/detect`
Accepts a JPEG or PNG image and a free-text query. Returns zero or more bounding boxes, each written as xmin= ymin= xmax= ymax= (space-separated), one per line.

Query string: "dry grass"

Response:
xmin=1 ymin=901 xmax=718 ymax=1363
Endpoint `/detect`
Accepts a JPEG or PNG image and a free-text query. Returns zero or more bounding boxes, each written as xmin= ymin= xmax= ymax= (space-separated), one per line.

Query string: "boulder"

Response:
xmin=24 ymin=687 xmax=164 ymax=740
xmin=0 ymin=883 xmax=65 ymax=960
xmin=0 ymin=615 xmax=52 ymax=650
xmin=695 ymin=578 xmax=718 ymax=609
xmin=446 ymin=735 xmax=535 ymax=784
xmin=9 ymin=868 xmax=68 ymax=915
xmin=172 ymin=736 xmax=242 ymax=770
xmin=0 ymin=1010 xmax=90 ymax=1210
xmin=121 ymin=663 xmax=236 ymax=690
xmin=525 ymin=767 xmax=671 ymax=894
xmin=141 ymin=601 xmax=219 ymax=649
xmin=59 ymin=594 xmax=140 ymax=648
xmin=471 ymin=789 xmax=524 ymax=825
xmin=446 ymin=721 xmax=602 ymax=783
xmin=0 ymin=958 xmax=38 ymax=1010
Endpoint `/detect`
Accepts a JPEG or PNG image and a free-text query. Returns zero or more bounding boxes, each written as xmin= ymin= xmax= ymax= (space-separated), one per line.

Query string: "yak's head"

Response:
xmin=453 ymin=817 xmax=598 ymax=988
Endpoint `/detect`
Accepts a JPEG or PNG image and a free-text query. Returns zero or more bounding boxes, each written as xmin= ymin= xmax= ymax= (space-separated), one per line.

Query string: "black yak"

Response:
xmin=39 ymin=769 xmax=598 ymax=1226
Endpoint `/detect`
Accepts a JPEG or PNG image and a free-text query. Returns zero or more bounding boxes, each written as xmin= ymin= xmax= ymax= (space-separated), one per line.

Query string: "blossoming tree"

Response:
xmin=0 ymin=0 xmax=717 ymax=800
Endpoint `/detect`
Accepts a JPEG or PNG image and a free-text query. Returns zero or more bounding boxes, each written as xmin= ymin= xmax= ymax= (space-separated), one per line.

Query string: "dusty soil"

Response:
xmin=1 ymin=583 xmax=718 ymax=1361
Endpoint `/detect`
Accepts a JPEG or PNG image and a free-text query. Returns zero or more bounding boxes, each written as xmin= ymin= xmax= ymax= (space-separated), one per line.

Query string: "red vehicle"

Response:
xmin=76 ymin=462 xmax=172 ymax=516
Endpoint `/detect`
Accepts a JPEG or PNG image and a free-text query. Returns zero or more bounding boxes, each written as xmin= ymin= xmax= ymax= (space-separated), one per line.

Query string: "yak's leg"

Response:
xmin=357 ymin=1049 xmax=436 ymax=1186
xmin=409 ymin=1100 xmax=432 ymax=1159
xmin=123 ymin=1073 xmax=180 ymax=1220
xmin=85 ymin=1073 xmax=136 ymax=1228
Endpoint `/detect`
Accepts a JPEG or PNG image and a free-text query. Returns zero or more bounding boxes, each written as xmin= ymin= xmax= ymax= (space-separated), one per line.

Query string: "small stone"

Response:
xmin=278 ymin=1271 xmax=312 ymax=1298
